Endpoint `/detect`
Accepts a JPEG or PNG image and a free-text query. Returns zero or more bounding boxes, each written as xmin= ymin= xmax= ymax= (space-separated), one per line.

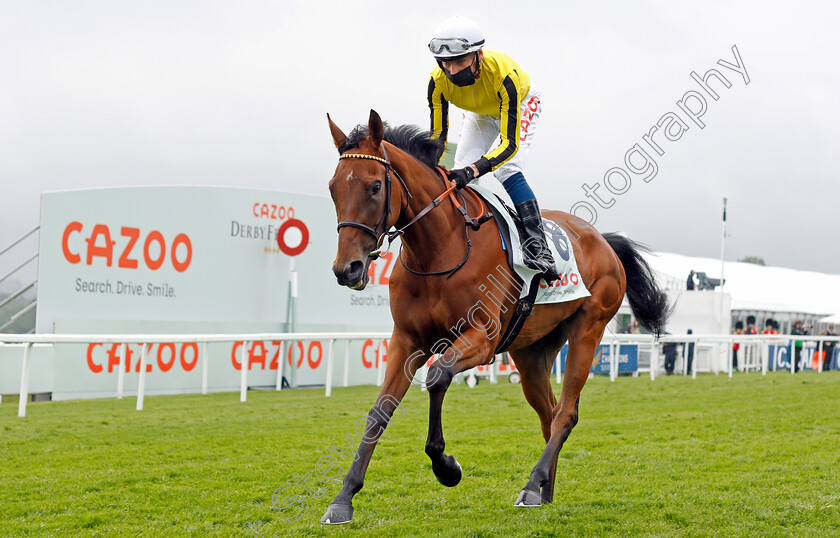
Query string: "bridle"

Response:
xmin=335 ymin=145 xmax=412 ymax=256
xmin=335 ymin=144 xmax=492 ymax=276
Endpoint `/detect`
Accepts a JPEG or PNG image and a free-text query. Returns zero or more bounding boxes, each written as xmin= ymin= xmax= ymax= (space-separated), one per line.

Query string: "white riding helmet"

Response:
xmin=428 ymin=16 xmax=485 ymax=60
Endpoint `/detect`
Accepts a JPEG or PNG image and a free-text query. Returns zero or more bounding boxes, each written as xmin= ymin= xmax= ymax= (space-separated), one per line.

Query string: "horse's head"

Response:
xmin=327 ymin=110 xmax=400 ymax=290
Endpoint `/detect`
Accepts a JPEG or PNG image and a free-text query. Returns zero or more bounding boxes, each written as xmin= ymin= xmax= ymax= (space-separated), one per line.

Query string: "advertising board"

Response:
xmin=22 ymin=186 xmax=398 ymax=399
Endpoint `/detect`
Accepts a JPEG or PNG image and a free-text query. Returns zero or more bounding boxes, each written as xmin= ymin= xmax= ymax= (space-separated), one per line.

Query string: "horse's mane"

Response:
xmin=339 ymin=123 xmax=445 ymax=169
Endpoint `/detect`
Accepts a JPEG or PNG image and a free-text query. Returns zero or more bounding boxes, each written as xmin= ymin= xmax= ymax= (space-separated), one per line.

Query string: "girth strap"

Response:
xmin=494 ymin=275 xmax=542 ymax=354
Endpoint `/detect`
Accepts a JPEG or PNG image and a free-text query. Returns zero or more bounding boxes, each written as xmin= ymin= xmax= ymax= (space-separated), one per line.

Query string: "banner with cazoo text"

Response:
xmin=29 ymin=186 xmax=398 ymax=400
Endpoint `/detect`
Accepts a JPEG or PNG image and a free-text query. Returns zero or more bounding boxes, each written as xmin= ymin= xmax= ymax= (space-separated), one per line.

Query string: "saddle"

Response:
xmin=476 ymin=191 xmax=543 ymax=354
xmin=429 ymin=169 xmax=585 ymax=355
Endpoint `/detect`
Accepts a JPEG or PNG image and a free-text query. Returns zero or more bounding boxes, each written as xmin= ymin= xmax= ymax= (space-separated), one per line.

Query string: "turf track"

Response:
xmin=1 ymin=371 xmax=839 ymax=536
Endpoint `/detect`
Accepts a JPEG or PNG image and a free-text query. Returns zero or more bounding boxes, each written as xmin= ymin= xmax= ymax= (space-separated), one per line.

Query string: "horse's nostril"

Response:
xmin=346 ymin=260 xmax=364 ymax=281
xmin=334 ymin=260 xmax=366 ymax=286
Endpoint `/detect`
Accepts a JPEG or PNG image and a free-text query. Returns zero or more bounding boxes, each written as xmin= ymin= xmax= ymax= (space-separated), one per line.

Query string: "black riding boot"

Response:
xmin=514 ymin=199 xmax=559 ymax=281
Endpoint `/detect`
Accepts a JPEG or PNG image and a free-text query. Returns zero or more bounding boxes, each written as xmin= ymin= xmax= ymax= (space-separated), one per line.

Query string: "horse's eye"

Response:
xmin=371 ymin=182 xmax=382 ymax=195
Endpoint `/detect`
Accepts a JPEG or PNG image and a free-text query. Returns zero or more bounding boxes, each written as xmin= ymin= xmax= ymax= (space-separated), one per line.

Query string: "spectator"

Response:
xmin=815 ymin=332 xmax=828 ymax=370
xmin=822 ymin=325 xmax=837 ymax=372
xmin=746 ymin=315 xmax=758 ymax=335
xmin=625 ymin=320 xmax=640 ymax=334
xmin=791 ymin=320 xmax=808 ymax=372
xmin=686 ymin=270 xmax=696 ymax=290
xmin=762 ymin=318 xmax=778 ymax=335
xmin=662 ymin=335 xmax=678 ymax=375
xmin=685 ymin=329 xmax=696 ymax=375
xmin=732 ymin=321 xmax=744 ymax=371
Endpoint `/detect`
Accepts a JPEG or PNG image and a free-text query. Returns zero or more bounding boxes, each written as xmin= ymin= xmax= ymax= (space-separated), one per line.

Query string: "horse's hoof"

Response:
xmin=433 ymin=456 xmax=462 ymax=487
xmin=514 ymin=488 xmax=542 ymax=507
xmin=321 ymin=502 xmax=353 ymax=525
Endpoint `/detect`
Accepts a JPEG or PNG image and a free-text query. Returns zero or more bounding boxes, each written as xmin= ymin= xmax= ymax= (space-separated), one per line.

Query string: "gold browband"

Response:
xmin=339 ymin=153 xmax=389 ymax=165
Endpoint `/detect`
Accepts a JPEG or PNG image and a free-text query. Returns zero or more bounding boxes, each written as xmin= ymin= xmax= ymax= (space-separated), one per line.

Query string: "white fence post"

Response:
xmin=343 ymin=340 xmax=351 ymax=388
xmin=761 ymin=340 xmax=767 ymax=376
xmin=614 ymin=341 xmax=620 ymax=380
xmin=325 ymin=339 xmax=335 ymax=397
xmin=201 ymin=342 xmax=209 ymax=395
xmin=136 ymin=343 xmax=149 ymax=411
xmin=650 ymin=343 xmax=658 ymax=381
xmin=17 ymin=343 xmax=33 ymax=418
xmin=240 ymin=341 xmax=249 ymax=403
xmin=728 ymin=338 xmax=734 ymax=378
xmin=818 ymin=340 xmax=824 ymax=373
xmin=790 ymin=340 xmax=795 ymax=375
xmin=275 ymin=340 xmax=286 ymax=391
xmin=116 ymin=343 xmax=127 ymax=399
xmin=691 ymin=339 xmax=697 ymax=379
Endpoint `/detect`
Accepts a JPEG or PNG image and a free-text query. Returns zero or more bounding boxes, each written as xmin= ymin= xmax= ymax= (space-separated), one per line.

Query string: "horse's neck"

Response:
xmin=389 ymin=148 xmax=465 ymax=268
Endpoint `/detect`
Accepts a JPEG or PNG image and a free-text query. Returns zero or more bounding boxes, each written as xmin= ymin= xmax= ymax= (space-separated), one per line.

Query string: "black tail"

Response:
xmin=602 ymin=233 xmax=671 ymax=337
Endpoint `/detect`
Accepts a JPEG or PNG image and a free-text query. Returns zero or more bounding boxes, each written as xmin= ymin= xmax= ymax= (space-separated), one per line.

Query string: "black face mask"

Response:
xmin=441 ymin=53 xmax=481 ymax=87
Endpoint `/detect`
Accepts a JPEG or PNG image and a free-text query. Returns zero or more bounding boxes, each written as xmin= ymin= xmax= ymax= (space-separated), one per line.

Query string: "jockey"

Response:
xmin=427 ymin=15 xmax=558 ymax=280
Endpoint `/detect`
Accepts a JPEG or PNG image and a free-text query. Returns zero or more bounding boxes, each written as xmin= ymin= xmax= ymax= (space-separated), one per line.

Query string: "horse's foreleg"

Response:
xmin=424 ymin=330 xmax=493 ymax=488
xmin=424 ymin=358 xmax=460 ymax=487
xmin=321 ymin=335 xmax=419 ymax=525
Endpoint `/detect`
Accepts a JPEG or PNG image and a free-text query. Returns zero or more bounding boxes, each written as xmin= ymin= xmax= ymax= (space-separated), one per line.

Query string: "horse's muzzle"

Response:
xmin=333 ymin=259 xmax=369 ymax=290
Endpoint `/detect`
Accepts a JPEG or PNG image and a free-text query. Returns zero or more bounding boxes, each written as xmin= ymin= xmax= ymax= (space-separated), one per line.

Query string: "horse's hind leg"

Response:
xmin=515 ymin=337 xmax=592 ymax=506
xmin=425 ymin=329 xmax=494 ymax=487
xmin=511 ymin=329 xmax=567 ymax=503
xmin=516 ymin=282 xmax=619 ymax=506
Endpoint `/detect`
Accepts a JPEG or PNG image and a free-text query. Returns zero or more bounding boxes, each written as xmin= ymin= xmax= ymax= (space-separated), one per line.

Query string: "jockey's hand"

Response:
xmin=449 ymin=166 xmax=475 ymax=190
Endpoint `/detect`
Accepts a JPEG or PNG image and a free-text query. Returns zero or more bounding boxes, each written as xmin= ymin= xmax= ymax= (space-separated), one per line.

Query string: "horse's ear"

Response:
xmin=327 ymin=113 xmax=347 ymax=152
xmin=368 ymin=109 xmax=384 ymax=149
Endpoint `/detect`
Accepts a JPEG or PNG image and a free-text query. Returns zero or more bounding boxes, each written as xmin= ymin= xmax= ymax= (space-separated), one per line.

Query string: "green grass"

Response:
xmin=2 ymin=372 xmax=839 ymax=537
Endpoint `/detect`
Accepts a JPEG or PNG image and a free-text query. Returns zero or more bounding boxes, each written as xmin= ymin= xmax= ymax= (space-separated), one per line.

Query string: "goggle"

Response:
xmin=428 ymin=37 xmax=485 ymax=55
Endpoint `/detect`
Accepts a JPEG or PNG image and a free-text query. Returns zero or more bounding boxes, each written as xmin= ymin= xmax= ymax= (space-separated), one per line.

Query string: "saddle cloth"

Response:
xmin=468 ymin=184 xmax=590 ymax=305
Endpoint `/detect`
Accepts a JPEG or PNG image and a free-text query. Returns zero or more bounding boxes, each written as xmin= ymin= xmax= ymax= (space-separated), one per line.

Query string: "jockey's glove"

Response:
xmin=450 ymin=166 xmax=475 ymax=190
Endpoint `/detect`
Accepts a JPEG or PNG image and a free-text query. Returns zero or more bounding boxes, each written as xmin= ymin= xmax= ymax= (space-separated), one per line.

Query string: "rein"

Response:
xmin=336 ymin=147 xmax=492 ymax=278
xmin=398 ymin=168 xmax=492 ymax=278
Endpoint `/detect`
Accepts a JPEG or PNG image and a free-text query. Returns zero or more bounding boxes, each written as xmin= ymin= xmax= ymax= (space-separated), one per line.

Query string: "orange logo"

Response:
xmin=62 ymin=222 xmax=193 ymax=272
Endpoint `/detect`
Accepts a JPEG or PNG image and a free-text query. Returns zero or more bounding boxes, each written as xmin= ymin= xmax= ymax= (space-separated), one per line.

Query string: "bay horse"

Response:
xmin=322 ymin=110 xmax=668 ymax=524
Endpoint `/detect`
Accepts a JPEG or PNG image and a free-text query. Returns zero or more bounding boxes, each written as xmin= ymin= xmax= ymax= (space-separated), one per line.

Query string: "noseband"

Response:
xmin=335 ymin=145 xmax=411 ymax=252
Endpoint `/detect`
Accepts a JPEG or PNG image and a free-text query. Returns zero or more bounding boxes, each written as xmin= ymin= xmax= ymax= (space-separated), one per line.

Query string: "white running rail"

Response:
xmin=2 ymin=332 xmax=837 ymax=418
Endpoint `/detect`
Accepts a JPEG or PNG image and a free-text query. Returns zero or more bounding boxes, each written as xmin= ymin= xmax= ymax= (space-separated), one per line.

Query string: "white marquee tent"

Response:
xmin=643 ymin=251 xmax=840 ymax=316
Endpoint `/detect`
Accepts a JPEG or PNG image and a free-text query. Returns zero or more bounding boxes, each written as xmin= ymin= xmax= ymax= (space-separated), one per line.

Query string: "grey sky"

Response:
xmin=2 ymin=1 xmax=839 ymax=273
